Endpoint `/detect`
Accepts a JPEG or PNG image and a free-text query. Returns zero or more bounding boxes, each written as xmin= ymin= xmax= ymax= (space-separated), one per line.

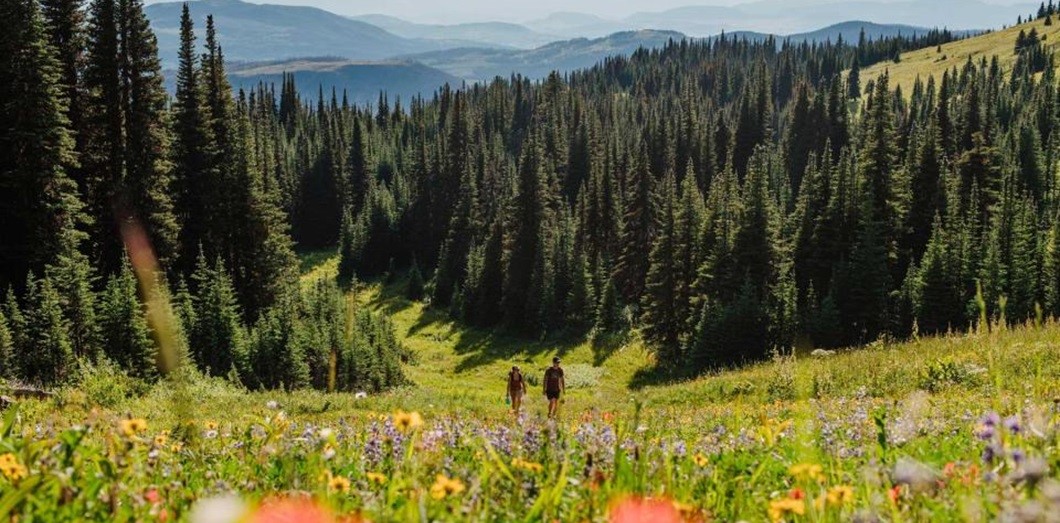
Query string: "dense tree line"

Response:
xmin=0 ymin=0 xmax=404 ymax=391
xmin=5 ymin=0 xmax=1060 ymax=381
xmin=313 ymin=20 xmax=1060 ymax=369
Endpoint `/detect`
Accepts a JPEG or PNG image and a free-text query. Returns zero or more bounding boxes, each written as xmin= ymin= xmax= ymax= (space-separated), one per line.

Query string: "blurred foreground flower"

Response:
xmin=394 ymin=410 xmax=424 ymax=432
xmin=430 ymin=474 xmax=466 ymax=500
xmin=789 ymin=463 xmax=824 ymax=483
xmin=609 ymin=497 xmax=681 ymax=523
xmin=0 ymin=453 xmax=28 ymax=482
xmin=120 ymin=418 xmax=148 ymax=438
xmin=190 ymin=495 xmax=247 ymax=523
xmin=249 ymin=498 xmax=337 ymax=523
xmin=768 ymin=496 xmax=806 ymax=522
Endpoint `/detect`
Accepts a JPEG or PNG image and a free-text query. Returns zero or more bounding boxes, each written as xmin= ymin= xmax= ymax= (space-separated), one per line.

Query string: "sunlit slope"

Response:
xmin=862 ymin=17 xmax=1060 ymax=94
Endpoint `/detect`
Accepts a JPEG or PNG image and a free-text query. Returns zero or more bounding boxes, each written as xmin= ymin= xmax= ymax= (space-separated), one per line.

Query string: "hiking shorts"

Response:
xmin=546 ymin=390 xmax=561 ymax=400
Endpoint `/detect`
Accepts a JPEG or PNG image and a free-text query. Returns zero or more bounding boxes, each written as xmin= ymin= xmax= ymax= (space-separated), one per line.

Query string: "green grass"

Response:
xmin=862 ymin=17 xmax=1060 ymax=94
xmin=6 ymin=252 xmax=1060 ymax=521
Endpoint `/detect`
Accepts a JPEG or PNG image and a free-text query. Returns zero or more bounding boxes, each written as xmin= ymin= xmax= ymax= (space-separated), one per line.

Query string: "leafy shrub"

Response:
xmin=919 ymin=358 xmax=975 ymax=393
xmin=525 ymin=363 xmax=604 ymax=390
xmin=68 ymin=360 xmax=143 ymax=409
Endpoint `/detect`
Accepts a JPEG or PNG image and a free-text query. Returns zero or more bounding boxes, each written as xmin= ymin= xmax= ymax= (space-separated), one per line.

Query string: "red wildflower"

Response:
xmin=249 ymin=498 xmax=337 ymax=523
xmin=888 ymin=485 xmax=903 ymax=505
xmin=610 ymin=497 xmax=682 ymax=523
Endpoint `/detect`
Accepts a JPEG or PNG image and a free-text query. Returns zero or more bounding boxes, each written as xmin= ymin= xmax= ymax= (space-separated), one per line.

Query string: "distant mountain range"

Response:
xmin=226 ymin=59 xmax=461 ymax=105
xmin=349 ymin=14 xmax=559 ymax=49
xmin=146 ymin=0 xmax=1004 ymax=106
xmin=401 ymin=30 xmax=685 ymax=81
xmin=527 ymin=0 xmax=1034 ymax=39
xmin=145 ymin=0 xmax=463 ymax=67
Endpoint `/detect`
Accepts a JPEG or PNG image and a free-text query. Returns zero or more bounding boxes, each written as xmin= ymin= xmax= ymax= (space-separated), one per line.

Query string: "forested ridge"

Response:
xmin=1 ymin=0 xmax=1057 ymax=390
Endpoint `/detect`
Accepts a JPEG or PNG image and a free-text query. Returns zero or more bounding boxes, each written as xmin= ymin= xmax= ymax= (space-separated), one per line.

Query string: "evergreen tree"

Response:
xmin=406 ymin=258 xmax=425 ymax=301
xmin=0 ymin=309 xmax=13 ymax=379
xmin=0 ymin=0 xmax=85 ymax=290
xmin=189 ymin=254 xmax=247 ymax=378
xmin=98 ymin=259 xmax=155 ymax=378
xmin=171 ymin=3 xmax=215 ymax=268
xmin=119 ymin=0 xmax=179 ymax=266
xmin=247 ymin=300 xmax=309 ymax=390
xmin=913 ymin=216 xmax=963 ymax=334
xmin=613 ymin=142 xmax=654 ymax=305
xmin=641 ymin=170 xmax=681 ymax=349
xmin=46 ymin=243 xmax=100 ymax=361
xmin=18 ymin=273 xmax=75 ymax=385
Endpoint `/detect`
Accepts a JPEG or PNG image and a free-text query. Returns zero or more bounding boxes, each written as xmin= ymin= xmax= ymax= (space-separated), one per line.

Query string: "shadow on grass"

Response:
xmin=590 ymin=331 xmax=627 ymax=366
xmin=627 ymin=364 xmax=697 ymax=390
xmin=297 ymin=248 xmax=338 ymax=275
xmin=361 ymin=271 xmax=639 ymax=374
xmin=450 ymin=327 xmax=583 ymax=373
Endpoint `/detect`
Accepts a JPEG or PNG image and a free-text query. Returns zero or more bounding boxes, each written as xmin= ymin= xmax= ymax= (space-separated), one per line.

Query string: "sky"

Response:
xmin=143 ymin=0 xmax=1031 ymax=25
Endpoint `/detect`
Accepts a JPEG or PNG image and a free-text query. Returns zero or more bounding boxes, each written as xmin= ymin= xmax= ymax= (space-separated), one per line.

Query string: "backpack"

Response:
xmin=545 ymin=367 xmax=562 ymax=391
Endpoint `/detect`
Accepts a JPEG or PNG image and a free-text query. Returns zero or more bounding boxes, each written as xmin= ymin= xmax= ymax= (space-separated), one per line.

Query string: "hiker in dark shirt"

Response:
xmin=507 ymin=365 xmax=527 ymax=414
xmin=543 ymin=357 xmax=565 ymax=419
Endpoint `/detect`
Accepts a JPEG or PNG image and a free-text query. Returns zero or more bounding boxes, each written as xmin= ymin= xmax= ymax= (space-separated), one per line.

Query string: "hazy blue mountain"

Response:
xmin=731 ymin=0 xmax=1035 ymax=33
xmin=534 ymin=0 xmax=1033 ymax=38
xmin=146 ymin=0 xmax=455 ymax=66
xmin=638 ymin=0 xmax=1034 ymax=35
xmin=524 ymin=12 xmax=633 ymax=38
xmin=788 ymin=21 xmax=978 ymax=43
xmin=351 ymin=14 xmax=558 ymax=49
xmin=402 ymin=30 xmax=684 ymax=81
xmin=223 ymin=59 xmax=461 ymax=104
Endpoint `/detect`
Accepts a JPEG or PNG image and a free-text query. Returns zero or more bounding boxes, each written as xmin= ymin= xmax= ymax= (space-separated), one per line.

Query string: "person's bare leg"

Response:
xmin=512 ymin=396 xmax=521 ymax=415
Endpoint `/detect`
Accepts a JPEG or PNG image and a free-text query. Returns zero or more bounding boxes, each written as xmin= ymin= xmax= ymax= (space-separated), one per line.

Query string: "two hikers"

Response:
xmin=505 ymin=357 xmax=565 ymax=418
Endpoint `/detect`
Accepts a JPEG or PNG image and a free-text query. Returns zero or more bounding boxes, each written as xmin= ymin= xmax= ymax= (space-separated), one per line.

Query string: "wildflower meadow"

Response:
xmin=5 ymin=276 xmax=1060 ymax=522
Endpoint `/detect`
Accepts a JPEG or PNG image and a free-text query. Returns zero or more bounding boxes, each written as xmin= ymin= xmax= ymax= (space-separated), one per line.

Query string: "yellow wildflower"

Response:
xmin=760 ymin=418 xmax=793 ymax=446
xmin=826 ymin=485 xmax=855 ymax=506
xmin=429 ymin=474 xmax=466 ymax=500
xmin=788 ymin=463 xmax=824 ymax=483
xmin=119 ymin=418 xmax=148 ymax=438
xmin=325 ymin=471 xmax=351 ymax=493
xmin=692 ymin=453 xmax=709 ymax=467
xmin=365 ymin=471 xmax=388 ymax=485
xmin=393 ymin=410 xmax=424 ymax=432
xmin=0 ymin=453 xmax=28 ymax=482
xmin=511 ymin=458 xmax=544 ymax=473
xmin=154 ymin=431 xmax=169 ymax=447
xmin=204 ymin=421 xmax=219 ymax=431
xmin=768 ymin=497 xmax=805 ymax=522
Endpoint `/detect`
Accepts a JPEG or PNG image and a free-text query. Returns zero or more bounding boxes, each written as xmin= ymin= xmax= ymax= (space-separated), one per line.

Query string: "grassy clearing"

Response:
xmin=862 ymin=17 xmax=1060 ymax=93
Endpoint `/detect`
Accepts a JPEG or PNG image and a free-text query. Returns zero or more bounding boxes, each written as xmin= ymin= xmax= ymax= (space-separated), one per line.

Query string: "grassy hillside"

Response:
xmin=863 ymin=16 xmax=1060 ymax=94
xmin=281 ymin=253 xmax=1060 ymax=419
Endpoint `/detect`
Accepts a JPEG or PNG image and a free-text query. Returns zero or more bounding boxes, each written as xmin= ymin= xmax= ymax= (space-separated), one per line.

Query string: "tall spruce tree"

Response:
xmin=613 ymin=141 xmax=654 ymax=305
xmin=0 ymin=0 xmax=85 ymax=290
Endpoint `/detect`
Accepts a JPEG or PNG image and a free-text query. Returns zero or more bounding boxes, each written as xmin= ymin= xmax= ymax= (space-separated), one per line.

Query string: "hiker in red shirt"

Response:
xmin=507 ymin=365 xmax=527 ymax=414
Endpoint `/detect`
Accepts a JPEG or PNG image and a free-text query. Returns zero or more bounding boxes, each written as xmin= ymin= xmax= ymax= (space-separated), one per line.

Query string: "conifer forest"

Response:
xmin=2 ymin=0 xmax=1059 ymax=388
